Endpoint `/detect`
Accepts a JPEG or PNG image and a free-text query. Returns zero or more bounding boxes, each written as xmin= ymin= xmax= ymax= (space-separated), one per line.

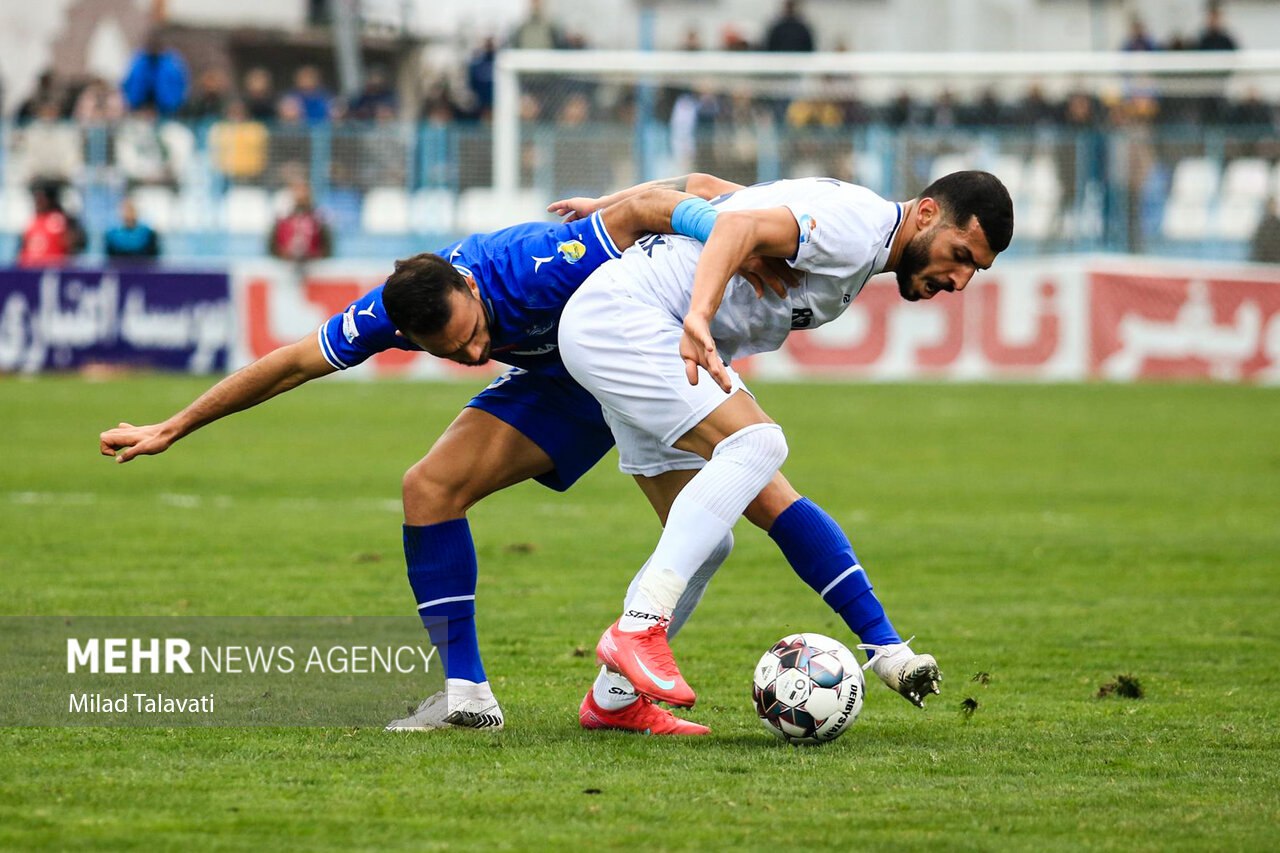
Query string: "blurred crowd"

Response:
xmin=5 ymin=0 xmax=1280 ymax=265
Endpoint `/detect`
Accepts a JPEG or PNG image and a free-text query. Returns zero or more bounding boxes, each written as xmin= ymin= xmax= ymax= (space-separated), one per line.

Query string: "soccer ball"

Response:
xmin=753 ymin=632 xmax=864 ymax=744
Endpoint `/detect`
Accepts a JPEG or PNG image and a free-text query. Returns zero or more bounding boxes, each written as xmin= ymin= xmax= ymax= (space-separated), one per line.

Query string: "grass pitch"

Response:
xmin=1 ymin=377 xmax=1278 ymax=850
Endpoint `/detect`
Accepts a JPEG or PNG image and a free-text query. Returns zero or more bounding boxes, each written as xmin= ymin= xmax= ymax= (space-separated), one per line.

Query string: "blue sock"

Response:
xmin=768 ymin=498 xmax=901 ymax=655
xmin=404 ymin=520 xmax=487 ymax=683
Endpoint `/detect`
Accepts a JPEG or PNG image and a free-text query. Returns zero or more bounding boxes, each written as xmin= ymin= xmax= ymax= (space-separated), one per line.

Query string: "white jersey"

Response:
xmin=610 ymin=178 xmax=903 ymax=363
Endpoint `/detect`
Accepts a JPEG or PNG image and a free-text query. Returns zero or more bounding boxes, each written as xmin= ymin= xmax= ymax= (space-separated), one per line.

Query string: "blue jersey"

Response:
xmin=317 ymin=210 xmax=622 ymax=378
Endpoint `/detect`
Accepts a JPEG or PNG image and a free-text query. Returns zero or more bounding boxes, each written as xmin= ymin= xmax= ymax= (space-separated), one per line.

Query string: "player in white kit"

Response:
xmin=558 ymin=171 xmax=1013 ymax=710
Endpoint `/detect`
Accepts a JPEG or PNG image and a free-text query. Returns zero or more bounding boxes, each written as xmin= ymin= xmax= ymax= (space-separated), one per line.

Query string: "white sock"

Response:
xmin=592 ymin=666 xmax=639 ymax=711
xmin=445 ymin=678 xmax=494 ymax=710
xmin=669 ymin=532 xmax=733 ymax=640
xmin=620 ymin=424 xmax=787 ymax=632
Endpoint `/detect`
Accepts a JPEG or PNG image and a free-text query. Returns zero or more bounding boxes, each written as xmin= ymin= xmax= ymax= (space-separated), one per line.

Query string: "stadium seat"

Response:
xmin=160 ymin=122 xmax=197 ymax=179
xmin=456 ymin=188 xmax=551 ymax=233
xmin=930 ymin=152 xmax=975 ymax=182
xmin=1019 ymin=197 xmax=1058 ymax=242
xmin=1162 ymin=200 xmax=1212 ymax=241
xmin=1214 ymin=201 xmax=1264 ymax=241
xmin=2 ymin=184 xmax=34 ymax=233
xmin=174 ymin=188 xmax=220 ymax=233
xmin=992 ymin=155 xmax=1026 ymax=200
xmin=131 ymin=186 xmax=179 ymax=232
xmin=1026 ymin=156 xmax=1063 ymax=205
xmin=1168 ymin=157 xmax=1221 ymax=205
xmin=410 ymin=188 xmax=457 ymax=234
xmin=361 ymin=187 xmax=411 ymax=235
xmin=1221 ymin=158 xmax=1270 ymax=204
xmin=223 ymin=186 xmax=274 ymax=235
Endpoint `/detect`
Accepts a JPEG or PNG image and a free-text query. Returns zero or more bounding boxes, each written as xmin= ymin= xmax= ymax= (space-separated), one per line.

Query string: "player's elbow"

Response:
xmin=685 ymin=173 xmax=718 ymax=199
xmin=712 ymin=210 xmax=761 ymax=247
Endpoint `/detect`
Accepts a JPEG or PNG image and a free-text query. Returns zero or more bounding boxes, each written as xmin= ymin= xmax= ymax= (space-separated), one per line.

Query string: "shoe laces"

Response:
xmin=636 ymin=617 xmax=678 ymax=670
xmin=856 ymin=635 xmax=915 ymax=671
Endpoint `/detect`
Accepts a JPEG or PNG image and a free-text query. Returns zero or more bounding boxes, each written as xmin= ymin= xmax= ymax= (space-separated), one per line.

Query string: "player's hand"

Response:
xmin=681 ymin=314 xmax=731 ymax=393
xmin=547 ymin=196 xmax=602 ymax=223
xmin=737 ymin=255 xmax=800 ymax=299
xmin=99 ymin=422 xmax=175 ymax=464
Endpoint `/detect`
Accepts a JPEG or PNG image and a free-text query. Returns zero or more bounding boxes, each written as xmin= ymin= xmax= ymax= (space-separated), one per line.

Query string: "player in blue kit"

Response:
xmin=101 ymin=174 xmax=936 ymax=735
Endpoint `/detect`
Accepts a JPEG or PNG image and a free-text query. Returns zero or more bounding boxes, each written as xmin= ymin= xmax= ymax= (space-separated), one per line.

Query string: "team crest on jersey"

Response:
xmin=341 ymin=307 xmax=359 ymax=342
xmin=556 ymin=239 xmax=586 ymax=264
xmin=797 ymin=214 xmax=817 ymax=245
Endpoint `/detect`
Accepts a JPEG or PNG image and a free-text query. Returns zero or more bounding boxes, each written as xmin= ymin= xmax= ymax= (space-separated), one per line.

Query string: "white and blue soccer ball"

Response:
xmin=753 ymin=632 xmax=864 ymax=744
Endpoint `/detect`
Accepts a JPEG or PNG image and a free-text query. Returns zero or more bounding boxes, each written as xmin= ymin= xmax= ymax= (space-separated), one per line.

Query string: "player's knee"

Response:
xmin=402 ymin=459 xmax=473 ymax=522
xmin=716 ymin=423 xmax=788 ymax=471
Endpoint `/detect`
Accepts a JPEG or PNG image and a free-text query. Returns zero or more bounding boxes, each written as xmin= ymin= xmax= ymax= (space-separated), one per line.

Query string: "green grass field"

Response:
xmin=2 ymin=376 xmax=1278 ymax=850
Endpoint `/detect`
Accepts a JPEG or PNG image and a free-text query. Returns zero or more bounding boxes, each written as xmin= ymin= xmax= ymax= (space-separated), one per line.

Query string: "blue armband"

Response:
xmin=671 ymin=198 xmax=719 ymax=243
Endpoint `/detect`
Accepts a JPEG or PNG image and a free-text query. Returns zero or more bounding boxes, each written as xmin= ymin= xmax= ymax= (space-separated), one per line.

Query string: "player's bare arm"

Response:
xmin=682 ymin=207 xmax=802 ymax=390
xmin=547 ymin=172 xmax=740 ymax=222
xmin=99 ymin=335 xmax=336 ymax=463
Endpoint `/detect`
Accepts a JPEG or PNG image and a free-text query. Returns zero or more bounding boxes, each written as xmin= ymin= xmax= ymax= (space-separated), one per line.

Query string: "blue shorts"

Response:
xmin=466 ymin=368 xmax=615 ymax=492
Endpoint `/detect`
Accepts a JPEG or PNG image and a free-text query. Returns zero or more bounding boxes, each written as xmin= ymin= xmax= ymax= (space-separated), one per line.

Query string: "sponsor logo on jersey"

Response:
xmin=357 ymin=302 xmax=377 ymax=319
xmin=341 ymin=307 xmax=359 ymax=342
xmin=524 ymin=322 xmax=554 ymax=337
xmin=797 ymin=214 xmax=817 ymax=245
xmin=531 ymin=255 xmax=554 ymax=273
xmin=557 ymin=239 xmax=586 ymax=264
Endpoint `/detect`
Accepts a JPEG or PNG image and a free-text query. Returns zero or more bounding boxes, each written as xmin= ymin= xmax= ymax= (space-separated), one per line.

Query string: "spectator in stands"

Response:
xmin=1009 ymin=83 xmax=1062 ymax=128
xmin=1251 ymin=198 xmax=1280 ymax=264
xmin=762 ymin=0 xmax=815 ymax=52
xmin=121 ymin=33 xmax=190 ymax=117
xmin=15 ymin=70 xmax=67 ymax=124
xmin=348 ymin=67 xmax=399 ymax=121
xmin=269 ymin=97 xmax=312 ymax=187
xmin=928 ymin=89 xmax=962 ymax=129
xmin=242 ymin=68 xmax=277 ymax=122
xmin=268 ymin=180 xmax=332 ymax=262
xmin=510 ymin=0 xmax=566 ymax=49
xmin=288 ymin=66 xmax=334 ymax=125
xmin=1196 ymin=1 xmax=1238 ymax=50
xmin=1121 ymin=15 xmax=1158 ymax=51
xmin=1228 ymin=88 xmax=1275 ymax=127
xmin=721 ymin=26 xmax=751 ymax=51
xmin=183 ymin=68 xmax=233 ymax=122
xmin=210 ymin=100 xmax=268 ymax=185
xmin=12 ymin=100 xmax=83 ymax=190
xmin=18 ymin=182 xmax=85 ymax=267
xmin=679 ymin=27 xmax=703 ymax=51
xmin=115 ymin=105 xmax=176 ymax=189
xmin=467 ymin=37 xmax=499 ymax=118
xmin=963 ymin=88 xmax=1007 ymax=127
xmin=104 ymin=198 xmax=161 ymax=261
xmin=357 ymin=104 xmax=409 ymax=188
xmin=72 ymin=76 xmax=126 ymax=126
xmin=882 ymin=91 xmax=925 ymax=128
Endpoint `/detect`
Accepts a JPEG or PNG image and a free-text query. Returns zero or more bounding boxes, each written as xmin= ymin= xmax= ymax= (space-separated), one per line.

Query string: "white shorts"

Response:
xmin=559 ymin=263 xmax=749 ymax=476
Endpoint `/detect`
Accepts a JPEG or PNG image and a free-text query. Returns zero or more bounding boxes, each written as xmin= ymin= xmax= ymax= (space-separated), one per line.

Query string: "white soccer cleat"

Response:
xmin=385 ymin=686 xmax=505 ymax=732
xmin=857 ymin=638 xmax=941 ymax=709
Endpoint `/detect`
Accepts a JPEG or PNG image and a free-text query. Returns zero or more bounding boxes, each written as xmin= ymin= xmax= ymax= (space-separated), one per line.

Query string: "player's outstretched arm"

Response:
xmin=547 ymin=173 xmax=742 ymax=223
xmin=682 ymin=207 xmax=802 ymax=391
xmin=99 ymin=335 xmax=337 ymax=463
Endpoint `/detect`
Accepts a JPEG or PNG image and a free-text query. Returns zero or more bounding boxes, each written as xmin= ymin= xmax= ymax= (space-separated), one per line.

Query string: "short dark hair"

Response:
xmin=381 ymin=253 xmax=470 ymax=338
xmin=918 ymin=170 xmax=1014 ymax=253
